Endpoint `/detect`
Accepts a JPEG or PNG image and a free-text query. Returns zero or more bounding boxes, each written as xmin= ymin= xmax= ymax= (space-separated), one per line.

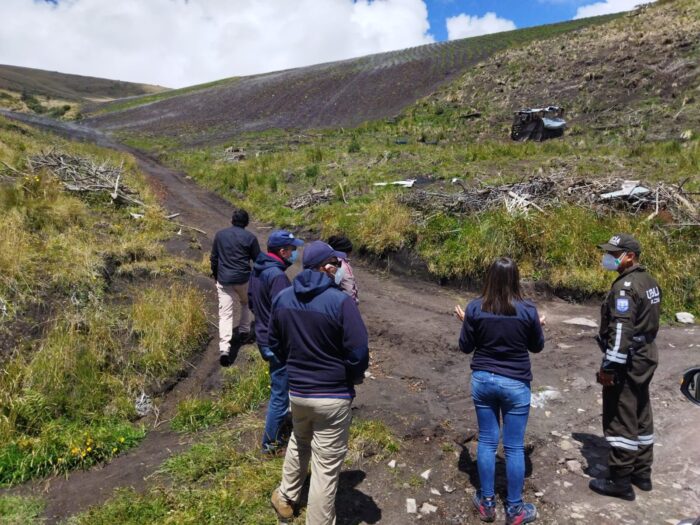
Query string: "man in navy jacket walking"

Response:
xmin=269 ymin=241 xmax=369 ymax=525
xmin=248 ymin=230 xmax=304 ymax=453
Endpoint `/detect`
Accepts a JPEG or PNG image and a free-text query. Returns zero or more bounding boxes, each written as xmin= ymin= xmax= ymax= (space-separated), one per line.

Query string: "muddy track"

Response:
xmin=3 ymin=111 xmax=699 ymax=524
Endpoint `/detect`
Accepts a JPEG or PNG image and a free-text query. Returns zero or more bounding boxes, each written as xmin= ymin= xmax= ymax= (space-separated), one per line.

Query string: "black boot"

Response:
xmin=589 ymin=477 xmax=635 ymax=501
xmin=631 ymin=475 xmax=652 ymax=491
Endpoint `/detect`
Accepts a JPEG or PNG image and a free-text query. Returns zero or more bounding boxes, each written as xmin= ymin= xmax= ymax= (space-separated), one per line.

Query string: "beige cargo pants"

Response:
xmin=278 ymin=396 xmax=352 ymax=525
xmin=216 ymin=281 xmax=252 ymax=354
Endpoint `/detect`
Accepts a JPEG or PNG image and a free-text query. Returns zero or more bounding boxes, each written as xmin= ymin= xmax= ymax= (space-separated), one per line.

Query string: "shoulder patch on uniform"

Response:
xmin=623 ymin=281 xmax=632 ymax=287
xmin=616 ymin=297 xmax=630 ymax=313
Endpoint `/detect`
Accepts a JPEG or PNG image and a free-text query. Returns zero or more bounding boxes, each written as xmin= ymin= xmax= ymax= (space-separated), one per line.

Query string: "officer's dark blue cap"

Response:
xmin=303 ymin=241 xmax=346 ymax=269
xmin=267 ymin=230 xmax=304 ymax=249
xmin=598 ymin=233 xmax=641 ymax=254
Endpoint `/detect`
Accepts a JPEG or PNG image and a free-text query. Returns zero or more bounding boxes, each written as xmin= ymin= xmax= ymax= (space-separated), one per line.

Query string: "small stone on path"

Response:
xmin=430 ymin=488 xmax=441 ymax=496
xmin=676 ymin=312 xmax=695 ymax=324
xmin=406 ymin=498 xmax=417 ymax=514
xmin=559 ymin=440 xmax=573 ymax=451
xmin=443 ymin=484 xmax=456 ymax=493
xmin=420 ymin=469 xmax=431 ymax=480
xmin=563 ymin=481 xmax=573 ymax=488
xmin=420 ymin=502 xmax=438 ymax=515
xmin=387 ymin=460 xmax=396 ymax=468
xmin=563 ymin=317 xmax=598 ymax=328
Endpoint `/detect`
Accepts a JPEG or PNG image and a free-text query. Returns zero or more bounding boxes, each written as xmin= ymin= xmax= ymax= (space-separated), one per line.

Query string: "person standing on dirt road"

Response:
xmin=248 ymin=230 xmax=304 ymax=454
xmin=455 ymin=257 xmax=545 ymax=525
xmin=589 ymin=233 xmax=661 ymax=501
xmin=268 ymin=241 xmax=369 ymax=525
xmin=210 ymin=208 xmax=260 ymax=366
xmin=327 ymin=235 xmax=359 ymax=304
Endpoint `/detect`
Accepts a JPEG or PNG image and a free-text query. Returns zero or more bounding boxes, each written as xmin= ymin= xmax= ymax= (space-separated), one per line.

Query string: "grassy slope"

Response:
xmin=84 ymin=14 xmax=620 ymax=142
xmin=0 ymin=115 xmax=208 ymax=489
xmin=0 ymin=64 xmax=167 ymax=102
xmin=124 ymin=0 xmax=699 ymax=316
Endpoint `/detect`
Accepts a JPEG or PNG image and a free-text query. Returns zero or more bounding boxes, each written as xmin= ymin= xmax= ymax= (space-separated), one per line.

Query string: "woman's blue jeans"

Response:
xmin=471 ymin=370 xmax=531 ymax=507
xmin=259 ymin=345 xmax=289 ymax=450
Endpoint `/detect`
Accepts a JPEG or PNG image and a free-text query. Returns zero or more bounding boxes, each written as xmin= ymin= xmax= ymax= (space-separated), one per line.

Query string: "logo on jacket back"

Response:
xmin=646 ymin=287 xmax=660 ymax=304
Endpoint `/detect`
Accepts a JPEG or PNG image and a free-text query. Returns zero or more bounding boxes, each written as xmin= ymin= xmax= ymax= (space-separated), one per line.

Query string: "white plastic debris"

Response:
xmin=420 ymin=469 xmax=432 ymax=480
xmin=387 ymin=460 xmax=397 ymax=469
xmin=373 ymin=179 xmax=416 ymax=188
xmin=420 ymin=503 xmax=438 ymax=515
xmin=134 ymin=392 xmax=153 ymax=416
xmin=563 ymin=317 xmax=598 ymax=328
xmin=406 ymin=498 xmax=417 ymax=514
xmin=600 ymin=180 xmax=651 ymax=200
xmin=676 ymin=312 xmax=695 ymax=324
xmin=530 ymin=388 xmax=561 ymax=408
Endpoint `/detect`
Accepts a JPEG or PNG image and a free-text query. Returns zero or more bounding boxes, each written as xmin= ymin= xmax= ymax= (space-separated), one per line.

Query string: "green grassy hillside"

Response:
xmin=122 ymin=0 xmax=699 ymax=316
xmin=0 ymin=116 xmax=206 ymax=487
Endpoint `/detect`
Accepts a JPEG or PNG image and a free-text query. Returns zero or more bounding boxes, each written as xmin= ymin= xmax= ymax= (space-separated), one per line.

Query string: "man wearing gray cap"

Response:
xmin=589 ymin=233 xmax=661 ymax=501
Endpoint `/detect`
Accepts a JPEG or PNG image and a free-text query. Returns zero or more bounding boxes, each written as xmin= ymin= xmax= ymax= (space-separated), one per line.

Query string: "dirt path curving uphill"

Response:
xmin=3 ymin=111 xmax=699 ymax=524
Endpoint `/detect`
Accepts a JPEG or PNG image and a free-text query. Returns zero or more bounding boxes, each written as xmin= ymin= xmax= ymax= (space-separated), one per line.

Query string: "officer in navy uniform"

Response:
xmin=589 ymin=233 xmax=661 ymax=501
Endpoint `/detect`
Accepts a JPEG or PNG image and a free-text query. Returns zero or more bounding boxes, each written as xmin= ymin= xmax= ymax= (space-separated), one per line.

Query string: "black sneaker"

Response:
xmin=219 ymin=352 xmax=232 ymax=367
xmin=631 ymin=475 xmax=652 ymax=491
xmin=589 ymin=478 xmax=635 ymax=501
xmin=472 ymin=493 xmax=496 ymax=522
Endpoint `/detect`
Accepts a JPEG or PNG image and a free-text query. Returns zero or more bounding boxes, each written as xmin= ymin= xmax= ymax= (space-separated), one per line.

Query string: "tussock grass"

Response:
xmin=171 ymin=349 xmax=270 ymax=432
xmin=348 ymin=418 xmax=400 ymax=464
xmin=0 ymin=495 xmax=44 ymax=525
xmin=0 ymin=116 xmax=208 ymax=485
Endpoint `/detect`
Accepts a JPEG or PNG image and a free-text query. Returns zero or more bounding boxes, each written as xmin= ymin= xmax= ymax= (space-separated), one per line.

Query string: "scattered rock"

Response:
xmin=531 ymin=388 xmax=562 ymax=408
xmin=563 ymin=481 xmax=573 ymax=488
xmin=443 ymin=484 xmax=456 ymax=493
xmin=566 ymin=460 xmax=583 ymax=475
xmin=388 ymin=460 xmax=397 ymax=469
xmin=430 ymin=488 xmax=441 ymax=496
xmin=420 ymin=469 xmax=432 ymax=480
xmin=406 ymin=498 xmax=417 ymax=514
xmin=563 ymin=317 xmax=598 ymax=328
xmin=680 ymin=130 xmax=694 ymax=141
xmin=535 ymin=491 xmax=544 ymax=497
xmin=676 ymin=312 xmax=695 ymax=324
xmin=559 ymin=440 xmax=574 ymax=451
xmin=571 ymin=376 xmax=589 ymax=390
xmin=571 ymin=513 xmax=586 ymax=520
xmin=420 ymin=502 xmax=438 ymax=515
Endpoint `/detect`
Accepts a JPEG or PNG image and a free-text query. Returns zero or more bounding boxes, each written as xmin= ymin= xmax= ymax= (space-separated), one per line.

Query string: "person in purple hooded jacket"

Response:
xmin=268 ymin=241 xmax=369 ymax=525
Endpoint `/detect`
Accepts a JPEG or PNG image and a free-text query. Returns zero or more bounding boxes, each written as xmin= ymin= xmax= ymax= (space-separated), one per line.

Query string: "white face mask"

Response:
xmin=333 ymin=265 xmax=346 ymax=285
xmin=602 ymin=252 xmax=626 ymax=271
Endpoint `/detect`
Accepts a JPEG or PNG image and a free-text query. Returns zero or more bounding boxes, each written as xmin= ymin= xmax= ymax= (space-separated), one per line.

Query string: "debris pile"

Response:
xmin=29 ymin=151 xmax=144 ymax=207
xmin=398 ymin=174 xmax=698 ymax=223
xmin=286 ymin=188 xmax=334 ymax=210
xmin=223 ymin=146 xmax=247 ymax=162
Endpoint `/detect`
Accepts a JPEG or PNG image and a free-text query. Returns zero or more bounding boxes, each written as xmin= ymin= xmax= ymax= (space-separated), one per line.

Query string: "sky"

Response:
xmin=0 ymin=0 xmax=649 ymax=88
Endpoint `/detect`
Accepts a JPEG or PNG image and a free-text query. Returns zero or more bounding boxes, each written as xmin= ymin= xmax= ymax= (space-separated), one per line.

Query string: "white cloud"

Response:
xmin=0 ymin=0 xmax=434 ymax=88
xmin=446 ymin=12 xmax=516 ymax=41
xmin=574 ymin=0 xmax=652 ymax=19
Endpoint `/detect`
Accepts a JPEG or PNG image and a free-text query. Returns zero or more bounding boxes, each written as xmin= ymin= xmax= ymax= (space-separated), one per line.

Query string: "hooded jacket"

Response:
xmin=269 ymin=269 xmax=369 ymax=399
xmin=248 ymin=252 xmax=291 ymax=348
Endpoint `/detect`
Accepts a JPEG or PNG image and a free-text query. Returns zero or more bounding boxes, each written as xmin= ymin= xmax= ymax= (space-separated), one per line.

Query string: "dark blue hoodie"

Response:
xmin=269 ymin=269 xmax=369 ymax=399
xmin=248 ymin=252 xmax=291 ymax=348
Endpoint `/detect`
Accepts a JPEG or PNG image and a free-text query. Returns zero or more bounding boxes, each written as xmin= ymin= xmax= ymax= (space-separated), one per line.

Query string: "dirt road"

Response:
xmin=3 ymin=111 xmax=699 ymax=524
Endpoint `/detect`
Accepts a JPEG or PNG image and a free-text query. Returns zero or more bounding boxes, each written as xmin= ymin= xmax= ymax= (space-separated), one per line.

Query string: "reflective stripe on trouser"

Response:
xmin=216 ymin=281 xmax=252 ymax=354
xmin=279 ymin=396 xmax=352 ymax=525
xmin=602 ymin=343 xmax=657 ymax=479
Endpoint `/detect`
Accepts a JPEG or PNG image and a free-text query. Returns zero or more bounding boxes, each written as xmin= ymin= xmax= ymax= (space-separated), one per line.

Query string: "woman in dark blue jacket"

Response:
xmin=456 ymin=257 xmax=545 ymax=525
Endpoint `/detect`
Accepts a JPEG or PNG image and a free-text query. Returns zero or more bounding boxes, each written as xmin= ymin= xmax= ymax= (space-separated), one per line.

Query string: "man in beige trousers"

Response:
xmin=210 ymin=208 xmax=260 ymax=366
xmin=268 ymin=241 xmax=369 ymax=525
